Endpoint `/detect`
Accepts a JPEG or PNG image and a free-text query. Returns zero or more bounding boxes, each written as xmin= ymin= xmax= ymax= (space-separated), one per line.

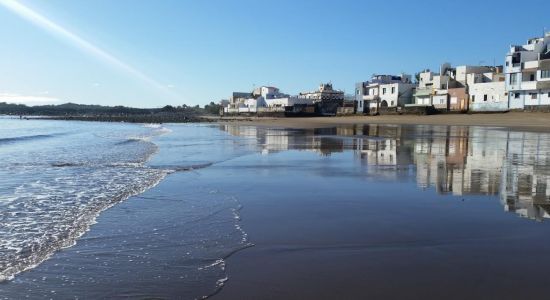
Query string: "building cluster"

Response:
xmin=222 ymin=83 xmax=346 ymax=116
xmin=220 ymin=32 xmax=550 ymax=116
xmin=356 ymin=32 xmax=550 ymax=114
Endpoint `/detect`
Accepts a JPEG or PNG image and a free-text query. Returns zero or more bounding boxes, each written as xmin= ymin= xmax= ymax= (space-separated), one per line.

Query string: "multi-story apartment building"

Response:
xmin=506 ymin=32 xmax=550 ymax=110
xmin=355 ymin=74 xmax=415 ymax=115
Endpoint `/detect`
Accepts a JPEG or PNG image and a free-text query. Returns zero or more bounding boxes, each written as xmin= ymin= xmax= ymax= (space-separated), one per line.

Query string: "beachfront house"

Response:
xmin=298 ymin=83 xmax=345 ymax=116
xmin=505 ymin=32 xmax=550 ymax=111
xmin=252 ymin=86 xmax=313 ymax=109
xmin=223 ymin=86 xmax=314 ymax=114
xmin=228 ymin=92 xmax=251 ymax=109
xmin=355 ymin=74 xmax=415 ymax=115
xmin=413 ymin=64 xmax=456 ymax=111
xmin=452 ymin=65 xmax=498 ymax=111
xmin=224 ymin=91 xmax=253 ymax=113
xmin=413 ymin=64 xmax=502 ymax=112
xmin=299 ymin=83 xmax=344 ymax=103
xmin=467 ymin=69 xmax=508 ymax=112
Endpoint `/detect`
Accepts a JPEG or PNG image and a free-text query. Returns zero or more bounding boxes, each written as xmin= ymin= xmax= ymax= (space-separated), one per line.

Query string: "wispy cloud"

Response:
xmin=0 ymin=0 xmax=183 ymax=102
xmin=0 ymin=92 xmax=62 ymax=105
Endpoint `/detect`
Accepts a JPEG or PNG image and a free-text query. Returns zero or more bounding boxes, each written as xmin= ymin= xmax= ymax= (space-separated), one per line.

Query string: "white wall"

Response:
xmin=265 ymin=96 xmax=313 ymax=107
xmin=469 ymin=82 xmax=508 ymax=112
xmin=523 ymin=90 xmax=550 ymax=106
xmin=378 ymin=83 xmax=415 ymax=107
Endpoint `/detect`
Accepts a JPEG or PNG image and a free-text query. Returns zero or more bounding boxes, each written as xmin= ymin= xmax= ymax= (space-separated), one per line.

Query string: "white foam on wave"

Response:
xmin=0 ymin=123 xmax=174 ymax=282
xmin=0 ymin=167 xmax=170 ymax=282
xmin=142 ymin=123 xmax=162 ymax=129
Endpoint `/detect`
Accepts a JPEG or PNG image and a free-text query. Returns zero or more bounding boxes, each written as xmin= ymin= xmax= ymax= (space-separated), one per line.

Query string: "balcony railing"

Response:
xmin=362 ymin=95 xmax=380 ymax=101
xmin=523 ymin=61 xmax=539 ymax=69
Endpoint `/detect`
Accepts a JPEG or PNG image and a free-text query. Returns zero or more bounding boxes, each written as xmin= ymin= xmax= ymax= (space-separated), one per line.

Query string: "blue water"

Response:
xmin=0 ymin=118 xmax=170 ymax=281
xmin=3 ymin=117 xmax=550 ymax=299
xmin=0 ymin=118 xmax=257 ymax=299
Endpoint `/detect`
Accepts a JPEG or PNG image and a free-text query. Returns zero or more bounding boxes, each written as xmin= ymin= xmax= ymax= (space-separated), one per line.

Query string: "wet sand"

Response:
xmin=4 ymin=123 xmax=550 ymax=299
xmin=214 ymin=124 xmax=550 ymax=300
xmin=214 ymin=112 xmax=550 ymax=131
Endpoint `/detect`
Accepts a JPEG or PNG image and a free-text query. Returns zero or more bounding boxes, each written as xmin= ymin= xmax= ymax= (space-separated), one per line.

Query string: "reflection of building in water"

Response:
xmin=219 ymin=123 xmax=550 ymax=221
xmin=413 ymin=126 xmax=506 ymax=196
xmin=353 ymin=125 xmax=414 ymax=180
xmin=218 ymin=125 xmax=348 ymax=156
xmin=501 ymin=131 xmax=550 ymax=221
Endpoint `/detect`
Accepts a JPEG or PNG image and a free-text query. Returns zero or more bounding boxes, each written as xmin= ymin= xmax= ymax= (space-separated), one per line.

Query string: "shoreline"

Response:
xmin=213 ymin=112 xmax=550 ymax=132
xmin=6 ymin=112 xmax=550 ymax=132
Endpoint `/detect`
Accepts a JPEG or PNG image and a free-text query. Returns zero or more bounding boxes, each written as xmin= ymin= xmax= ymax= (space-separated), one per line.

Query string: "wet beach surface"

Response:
xmin=216 ymin=124 xmax=550 ymax=299
xmin=2 ymin=120 xmax=550 ymax=299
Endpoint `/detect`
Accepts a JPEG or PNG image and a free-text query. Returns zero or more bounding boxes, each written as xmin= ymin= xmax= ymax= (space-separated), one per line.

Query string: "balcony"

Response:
xmin=523 ymin=61 xmax=539 ymax=70
xmin=508 ymin=83 xmax=521 ymax=91
xmin=362 ymin=95 xmax=380 ymax=101
xmin=413 ymin=88 xmax=433 ymax=97
xmin=520 ymin=81 xmax=538 ymax=90
xmin=506 ymin=65 xmax=521 ymax=73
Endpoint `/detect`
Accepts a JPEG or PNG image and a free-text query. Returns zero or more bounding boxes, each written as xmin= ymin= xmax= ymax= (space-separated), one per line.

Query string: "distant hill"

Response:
xmin=0 ymin=102 xmax=221 ymax=123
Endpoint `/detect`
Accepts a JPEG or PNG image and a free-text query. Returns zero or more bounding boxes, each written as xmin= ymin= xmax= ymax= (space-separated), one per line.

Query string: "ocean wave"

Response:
xmin=0 ymin=166 xmax=169 ymax=283
xmin=0 ymin=123 xmax=172 ymax=282
xmin=0 ymin=134 xmax=56 ymax=145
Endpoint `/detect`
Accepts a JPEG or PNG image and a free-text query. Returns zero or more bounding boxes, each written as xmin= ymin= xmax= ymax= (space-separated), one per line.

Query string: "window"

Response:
xmin=471 ymin=95 xmax=475 ymax=102
xmin=391 ymin=87 xmax=395 ymax=94
xmin=515 ymin=93 xmax=520 ymax=99
xmin=542 ymin=70 xmax=550 ymax=79
xmin=383 ymin=88 xmax=387 ymax=95
xmin=365 ymin=89 xmax=369 ymax=96
xmin=506 ymin=62 xmax=509 ymax=67
xmin=484 ymin=94 xmax=488 ymax=101
xmin=530 ymin=74 xmax=536 ymax=81
xmin=510 ymin=73 xmax=517 ymax=84
xmin=531 ymin=93 xmax=537 ymax=100
xmin=391 ymin=101 xmax=394 ymax=106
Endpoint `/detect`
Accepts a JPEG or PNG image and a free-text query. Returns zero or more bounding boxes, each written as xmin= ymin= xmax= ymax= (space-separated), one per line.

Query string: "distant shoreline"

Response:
xmin=7 ymin=112 xmax=550 ymax=132
xmin=2 ymin=114 xmax=216 ymax=124
xmin=212 ymin=111 xmax=550 ymax=132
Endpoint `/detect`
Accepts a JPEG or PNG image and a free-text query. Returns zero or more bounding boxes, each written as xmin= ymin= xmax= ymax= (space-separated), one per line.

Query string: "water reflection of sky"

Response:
xmin=219 ymin=124 xmax=550 ymax=222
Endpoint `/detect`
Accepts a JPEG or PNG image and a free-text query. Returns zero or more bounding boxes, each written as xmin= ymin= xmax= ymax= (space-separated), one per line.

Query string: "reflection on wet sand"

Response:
xmin=220 ymin=124 xmax=550 ymax=222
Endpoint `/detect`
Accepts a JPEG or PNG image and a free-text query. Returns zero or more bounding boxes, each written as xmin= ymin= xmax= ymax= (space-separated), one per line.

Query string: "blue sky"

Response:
xmin=0 ymin=0 xmax=549 ymax=107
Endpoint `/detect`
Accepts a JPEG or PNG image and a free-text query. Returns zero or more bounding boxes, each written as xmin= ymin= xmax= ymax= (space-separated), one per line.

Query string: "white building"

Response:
xmin=264 ymin=96 xmax=313 ymax=108
xmin=355 ymin=74 xmax=415 ymax=114
xmin=299 ymin=83 xmax=344 ymax=103
xmin=414 ymin=64 xmax=455 ymax=109
xmin=253 ymin=86 xmax=286 ymax=99
xmin=228 ymin=92 xmax=252 ymax=109
xmin=505 ymin=32 xmax=550 ymax=110
xmin=467 ymin=71 xmax=508 ymax=112
xmin=224 ymin=85 xmax=312 ymax=113
xmin=414 ymin=64 xmax=501 ymax=111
